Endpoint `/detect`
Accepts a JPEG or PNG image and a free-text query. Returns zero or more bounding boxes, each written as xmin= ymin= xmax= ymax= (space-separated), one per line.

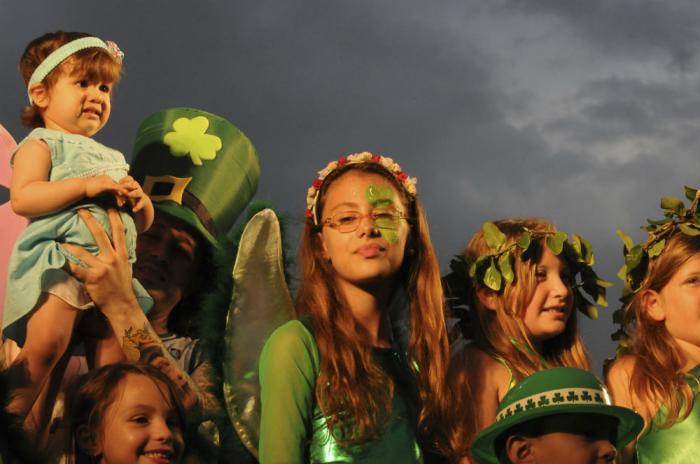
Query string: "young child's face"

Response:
xmin=41 ymin=65 xmax=112 ymax=137
xmin=318 ymin=170 xmax=410 ymax=290
xmin=97 ymin=373 xmax=184 ymax=464
xmin=521 ymin=247 xmax=573 ymax=344
xmin=651 ymin=252 xmax=700 ymax=352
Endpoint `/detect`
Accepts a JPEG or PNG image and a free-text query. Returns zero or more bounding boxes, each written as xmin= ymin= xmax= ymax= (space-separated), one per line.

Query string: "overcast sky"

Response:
xmin=1 ymin=0 xmax=699 ymax=373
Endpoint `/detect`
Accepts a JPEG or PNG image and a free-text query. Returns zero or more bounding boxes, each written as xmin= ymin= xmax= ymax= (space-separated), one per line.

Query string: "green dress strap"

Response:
xmin=491 ymin=354 xmax=518 ymax=392
xmin=635 ymin=365 xmax=700 ymax=463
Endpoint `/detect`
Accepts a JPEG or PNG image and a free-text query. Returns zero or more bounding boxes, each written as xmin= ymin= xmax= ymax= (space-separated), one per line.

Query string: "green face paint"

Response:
xmin=365 ymin=184 xmax=400 ymax=244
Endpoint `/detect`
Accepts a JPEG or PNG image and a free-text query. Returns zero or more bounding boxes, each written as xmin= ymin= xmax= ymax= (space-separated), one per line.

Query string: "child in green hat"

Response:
xmin=472 ymin=367 xmax=643 ymax=464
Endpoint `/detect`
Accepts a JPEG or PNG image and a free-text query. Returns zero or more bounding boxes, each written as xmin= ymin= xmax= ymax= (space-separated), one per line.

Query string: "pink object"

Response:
xmin=0 ymin=124 xmax=26 ymax=323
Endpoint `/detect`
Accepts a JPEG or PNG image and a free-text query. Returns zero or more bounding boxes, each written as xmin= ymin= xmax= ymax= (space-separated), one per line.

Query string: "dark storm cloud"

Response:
xmin=505 ymin=0 xmax=700 ymax=70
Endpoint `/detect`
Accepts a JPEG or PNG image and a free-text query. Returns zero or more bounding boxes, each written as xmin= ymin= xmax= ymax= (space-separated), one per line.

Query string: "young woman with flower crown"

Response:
xmin=442 ymin=219 xmax=609 ymax=462
xmin=606 ymin=188 xmax=700 ymax=464
xmin=258 ymin=152 xmax=449 ymax=462
xmin=3 ymin=31 xmax=153 ymax=431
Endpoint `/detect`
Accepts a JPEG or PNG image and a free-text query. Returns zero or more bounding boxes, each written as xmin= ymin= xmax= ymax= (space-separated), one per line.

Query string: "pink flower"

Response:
xmin=312 ymin=179 xmax=322 ymax=189
xmin=338 ymin=156 xmax=348 ymax=166
xmin=371 ymin=154 xmax=381 ymax=162
xmin=305 ymin=209 xmax=314 ymax=219
xmin=397 ymin=172 xmax=408 ymax=182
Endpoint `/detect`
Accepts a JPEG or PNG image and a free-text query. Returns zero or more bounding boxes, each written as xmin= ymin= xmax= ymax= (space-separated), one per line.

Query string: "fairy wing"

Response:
xmin=0 ymin=125 xmax=26 ymax=323
xmin=222 ymin=208 xmax=295 ymax=458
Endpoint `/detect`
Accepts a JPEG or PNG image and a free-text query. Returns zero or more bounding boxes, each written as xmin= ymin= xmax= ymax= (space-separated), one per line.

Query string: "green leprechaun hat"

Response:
xmin=471 ymin=367 xmax=643 ymax=464
xmin=130 ymin=108 xmax=260 ymax=246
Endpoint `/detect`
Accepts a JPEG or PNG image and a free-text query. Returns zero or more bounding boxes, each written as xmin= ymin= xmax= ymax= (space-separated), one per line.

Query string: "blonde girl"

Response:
xmin=258 ymin=152 xmax=449 ymax=462
xmin=444 ymin=218 xmax=608 ymax=461
xmin=3 ymin=31 xmax=153 ymax=428
xmin=607 ymin=188 xmax=700 ymax=463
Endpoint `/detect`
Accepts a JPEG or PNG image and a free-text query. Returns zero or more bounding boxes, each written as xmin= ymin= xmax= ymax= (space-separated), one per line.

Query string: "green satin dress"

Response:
xmin=635 ymin=365 xmax=700 ymax=463
xmin=258 ymin=319 xmax=423 ymax=463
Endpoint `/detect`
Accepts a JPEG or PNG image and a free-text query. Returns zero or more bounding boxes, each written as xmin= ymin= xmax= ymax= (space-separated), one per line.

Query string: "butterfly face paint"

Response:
xmin=365 ymin=184 xmax=400 ymax=244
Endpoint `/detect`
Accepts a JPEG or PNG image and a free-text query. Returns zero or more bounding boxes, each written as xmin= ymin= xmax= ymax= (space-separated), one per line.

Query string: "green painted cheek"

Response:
xmin=365 ymin=184 xmax=399 ymax=244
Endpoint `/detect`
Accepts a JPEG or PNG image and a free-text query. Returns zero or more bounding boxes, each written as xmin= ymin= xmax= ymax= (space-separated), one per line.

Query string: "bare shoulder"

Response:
xmin=606 ymin=355 xmax=638 ymax=407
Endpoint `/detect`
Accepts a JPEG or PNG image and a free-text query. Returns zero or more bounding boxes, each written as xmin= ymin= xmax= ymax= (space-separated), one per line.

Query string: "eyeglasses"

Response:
xmin=321 ymin=209 xmax=410 ymax=233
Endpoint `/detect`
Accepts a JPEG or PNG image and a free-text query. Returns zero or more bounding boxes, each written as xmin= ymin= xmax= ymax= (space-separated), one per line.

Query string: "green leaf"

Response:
xmin=516 ymin=231 xmax=532 ymax=250
xmin=469 ymin=255 xmax=488 ymax=279
xmin=546 ymin=231 xmax=567 ymax=255
xmin=646 ymin=218 xmax=672 ymax=226
xmin=596 ymin=292 xmax=608 ymax=308
xmin=596 ymin=278 xmax=614 ymax=288
xmin=483 ymin=258 xmax=502 ymax=291
xmin=482 ymin=222 xmax=506 ymax=251
xmin=617 ymin=264 xmax=627 ymax=281
xmin=625 ymin=245 xmax=644 ymax=271
xmin=498 ymin=252 xmax=514 ymax=284
xmin=647 ymin=239 xmax=666 ymax=258
xmin=679 ymin=223 xmax=700 ymax=236
xmin=577 ymin=235 xmax=594 ymax=265
xmin=684 ymin=185 xmax=698 ymax=201
xmin=616 ymin=229 xmax=634 ymax=253
xmin=660 ymin=196 xmax=684 ymax=212
xmin=571 ymin=235 xmax=583 ymax=261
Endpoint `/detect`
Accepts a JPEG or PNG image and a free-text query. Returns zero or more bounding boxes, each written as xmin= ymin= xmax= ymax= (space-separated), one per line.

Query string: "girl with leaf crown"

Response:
xmin=258 ymin=152 xmax=449 ymax=462
xmin=607 ymin=186 xmax=700 ymax=464
xmin=442 ymin=218 xmax=609 ymax=462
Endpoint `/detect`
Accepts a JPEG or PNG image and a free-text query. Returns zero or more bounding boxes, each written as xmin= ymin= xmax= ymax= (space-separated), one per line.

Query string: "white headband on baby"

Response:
xmin=26 ymin=36 xmax=124 ymax=104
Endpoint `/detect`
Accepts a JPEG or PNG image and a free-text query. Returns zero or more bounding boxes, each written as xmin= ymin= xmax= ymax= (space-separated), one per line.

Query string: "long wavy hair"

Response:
xmin=295 ymin=162 xmax=449 ymax=448
xmin=444 ymin=219 xmax=590 ymax=459
xmin=19 ymin=30 xmax=123 ymax=128
xmin=621 ymin=232 xmax=700 ymax=427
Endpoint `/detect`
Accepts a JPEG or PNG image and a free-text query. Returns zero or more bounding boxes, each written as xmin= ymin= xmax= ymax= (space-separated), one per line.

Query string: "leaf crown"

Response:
xmin=445 ymin=221 xmax=611 ymax=329
xmin=611 ymin=185 xmax=700 ymax=345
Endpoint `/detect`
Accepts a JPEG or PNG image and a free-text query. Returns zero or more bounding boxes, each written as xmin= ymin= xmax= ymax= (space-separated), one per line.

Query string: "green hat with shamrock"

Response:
xmin=471 ymin=367 xmax=643 ymax=464
xmin=130 ymin=107 xmax=260 ymax=247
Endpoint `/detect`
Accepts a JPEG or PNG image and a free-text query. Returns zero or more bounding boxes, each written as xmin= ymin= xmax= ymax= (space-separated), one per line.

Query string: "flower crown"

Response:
xmin=444 ymin=221 xmax=611 ymax=339
xmin=305 ymin=151 xmax=417 ymax=224
xmin=610 ymin=185 xmax=700 ymax=349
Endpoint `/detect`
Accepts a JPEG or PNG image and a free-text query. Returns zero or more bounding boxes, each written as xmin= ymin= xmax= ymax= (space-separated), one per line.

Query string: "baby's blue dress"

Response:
xmin=3 ymin=128 xmax=152 ymax=346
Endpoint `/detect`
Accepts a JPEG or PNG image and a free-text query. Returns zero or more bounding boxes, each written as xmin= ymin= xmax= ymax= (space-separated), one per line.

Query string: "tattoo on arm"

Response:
xmin=122 ymin=324 xmax=199 ymax=408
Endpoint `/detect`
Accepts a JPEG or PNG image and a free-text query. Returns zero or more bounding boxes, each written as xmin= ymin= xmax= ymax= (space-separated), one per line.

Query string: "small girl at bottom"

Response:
xmin=607 ymin=188 xmax=700 ymax=463
xmin=259 ymin=152 xmax=450 ymax=462
xmin=3 ymin=30 xmax=153 ymax=428
xmin=443 ymin=219 xmax=609 ymax=462
xmin=66 ymin=362 xmax=186 ymax=464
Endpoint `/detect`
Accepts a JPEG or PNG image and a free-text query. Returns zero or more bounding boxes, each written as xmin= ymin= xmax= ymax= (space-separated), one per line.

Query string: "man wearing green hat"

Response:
xmin=470 ymin=367 xmax=643 ymax=464
xmin=65 ymin=107 xmax=260 ymax=461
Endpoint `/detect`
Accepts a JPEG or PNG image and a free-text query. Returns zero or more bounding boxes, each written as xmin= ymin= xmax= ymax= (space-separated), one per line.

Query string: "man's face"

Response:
xmin=134 ymin=213 xmax=203 ymax=310
xmin=505 ymin=413 xmax=618 ymax=464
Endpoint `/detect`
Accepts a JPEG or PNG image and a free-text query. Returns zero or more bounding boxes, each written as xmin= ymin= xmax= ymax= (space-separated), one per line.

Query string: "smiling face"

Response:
xmin=318 ymin=170 xmax=410 ymax=292
xmin=35 ymin=63 xmax=112 ymax=137
xmin=134 ymin=213 xmax=203 ymax=314
xmin=96 ymin=374 xmax=184 ymax=464
xmin=521 ymin=246 xmax=573 ymax=344
xmin=647 ymin=252 xmax=700 ymax=359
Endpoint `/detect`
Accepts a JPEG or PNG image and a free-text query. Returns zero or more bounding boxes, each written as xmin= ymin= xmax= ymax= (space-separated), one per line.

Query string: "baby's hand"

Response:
xmin=119 ymin=176 xmax=154 ymax=231
xmin=118 ymin=176 xmax=150 ymax=212
xmin=85 ymin=175 xmax=128 ymax=206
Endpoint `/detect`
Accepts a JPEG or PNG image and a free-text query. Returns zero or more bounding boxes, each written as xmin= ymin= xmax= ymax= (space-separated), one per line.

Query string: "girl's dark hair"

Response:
xmin=66 ymin=362 xmax=187 ymax=464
